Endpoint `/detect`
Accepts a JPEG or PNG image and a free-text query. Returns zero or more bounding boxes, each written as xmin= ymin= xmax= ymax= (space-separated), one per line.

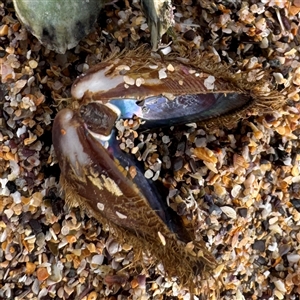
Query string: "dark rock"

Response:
xmin=291 ymin=199 xmax=300 ymax=212
xmin=238 ymin=207 xmax=247 ymax=218
xmin=252 ymin=240 xmax=266 ymax=252
xmin=29 ymin=219 xmax=42 ymax=235
xmin=255 ymin=256 xmax=267 ymax=266
xmin=6 ymin=181 xmax=17 ymax=193
xmin=183 ymin=29 xmax=196 ymax=41
xmin=172 ymin=156 xmax=184 ymax=171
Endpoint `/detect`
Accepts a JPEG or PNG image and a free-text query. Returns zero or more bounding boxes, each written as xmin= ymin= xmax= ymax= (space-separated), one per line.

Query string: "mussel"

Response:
xmin=52 ymin=49 xmax=285 ymax=290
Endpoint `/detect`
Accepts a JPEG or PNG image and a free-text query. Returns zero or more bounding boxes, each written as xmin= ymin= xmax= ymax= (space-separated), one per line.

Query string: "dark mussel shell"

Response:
xmin=71 ymin=49 xmax=284 ymax=128
xmin=109 ymin=92 xmax=253 ymax=129
xmin=52 ymin=105 xmax=216 ymax=290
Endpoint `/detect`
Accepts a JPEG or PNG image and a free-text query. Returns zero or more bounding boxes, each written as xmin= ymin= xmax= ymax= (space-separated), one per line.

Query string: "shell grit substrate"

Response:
xmin=1 ymin=0 xmax=300 ymax=299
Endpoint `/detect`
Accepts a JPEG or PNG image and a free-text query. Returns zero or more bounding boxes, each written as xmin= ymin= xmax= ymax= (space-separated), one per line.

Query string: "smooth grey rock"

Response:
xmin=13 ymin=0 xmax=103 ymax=53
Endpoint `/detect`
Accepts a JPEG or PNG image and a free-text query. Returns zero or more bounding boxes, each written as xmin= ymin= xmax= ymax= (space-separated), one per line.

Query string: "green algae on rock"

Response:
xmin=12 ymin=0 xmax=103 ymax=54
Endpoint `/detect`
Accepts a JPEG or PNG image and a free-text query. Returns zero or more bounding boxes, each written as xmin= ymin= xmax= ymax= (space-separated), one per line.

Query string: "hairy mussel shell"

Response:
xmin=53 ymin=104 xmax=215 ymax=289
xmin=52 ymin=49 xmax=284 ymax=290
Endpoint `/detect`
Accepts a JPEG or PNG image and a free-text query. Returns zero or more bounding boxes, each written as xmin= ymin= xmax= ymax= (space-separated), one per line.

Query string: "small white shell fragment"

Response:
xmin=50 ymin=264 xmax=63 ymax=282
xmin=244 ymin=173 xmax=255 ymax=188
xmin=187 ymin=68 xmax=196 ymax=75
xmin=58 ymin=240 xmax=68 ymax=249
xmin=220 ymin=206 xmax=237 ymax=219
xmin=106 ymin=238 xmax=121 ymax=256
xmin=144 ymin=169 xmax=154 ymax=179
xmin=91 ymin=254 xmax=104 ymax=265
xmin=167 ymin=64 xmax=175 ymax=72
xmin=268 ymin=242 xmax=278 ymax=251
xmin=160 ymin=46 xmax=172 ymax=55
xmin=152 ymin=170 xmax=160 ymax=181
xmin=268 ymin=216 xmax=278 ymax=225
xmin=77 ymin=260 xmax=87 ymax=275
xmin=82 ymin=63 xmax=89 ymax=72
xmin=24 ymin=234 xmax=36 ymax=241
xmin=263 ymin=270 xmax=270 ymax=277
xmin=157 ymin=231 xmax=166 ymax=246
xmin=158 ymin=68 xmax=167 ymax=79
xmin=211 ymin=47 xmax=221 ymax=62
xmin=204 ymin=75 xmax=215 ymax=90
xmin=32 ymin=279 xmax=40 ymax=295
xmin=49 ymin=228 xmax=58 ymax=241
xmin=260 ymin=37 xmax=269 ymax=49
xmin=140 ymin=22 xmax=148 ymax=31
xmin=0 ymin=178 xmax=8 ymax=189
xmin=116 ymin=211 xmax=127 ymax=219
xmin=123 ymin=75 xmax=135 ymax=85
xmin=0 ymin=229 xmax=7 ymax=243
xmin=97 ymin=203 xmax=105 ymax=211
xmin=285 ymin=48 xmax=297 ymax=56
xmin=269 ymin=224 xmax=282 ymax=234
xmin=57 ymin=287 xmax=64 ymax=298
xmin=29 ymin=60 xmax=38 ymax=69
xmin=231 ymin=185 xmax=242 ymax=198
xmin=162 ymin=135 xmax=170 ymax=144
xmin=115 ymin=64 xmax=130 ymax=71
xmin=61 ymin=225 xmax=69 ymax=236
xmin=4 ymin=208 xmax=14 ymax=219
xmin=16 ymin=125 xmax=27 ymax=137
xmin=11 ymin=191 xmax=21 ymax=203
xmin=273 ymin=279 xmax=287 ymax=293
xmin=287 ymin=254 xmax=300 ymax=263
xmin=222 ymin=28 xmax=232 ymax=34
xmin=273 ymin=72 xmax=286 ymax=84
xmin=135 ymin=77 xmax=145 ymax=87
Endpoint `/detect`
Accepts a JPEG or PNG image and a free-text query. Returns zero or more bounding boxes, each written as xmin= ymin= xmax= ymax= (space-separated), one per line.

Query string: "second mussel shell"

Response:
xmin=52 ymin=102 xmax=216 ymax=290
